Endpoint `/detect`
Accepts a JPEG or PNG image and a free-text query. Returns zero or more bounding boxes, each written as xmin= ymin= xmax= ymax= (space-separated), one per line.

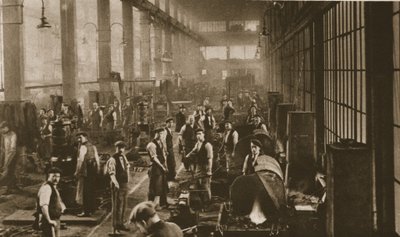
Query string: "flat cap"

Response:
xmin=114 ymin=140 xmax=127 ymax=148
xmin=223 ymin=120 xmax=233 ymax=124
xmin=195 ymin=128 xmax=204 ymax=133
xmin=165 ymin=117 xmax=174 ymax=123
xmin=130 ymin=201 xmax=157 ymax=223
xmin=250 ymin=139 xmax=262 ymax=148
xmin=75 ymin=132 xmax=88 ymax=137
xmin=153 ymin=127 xmax=165 ymax=133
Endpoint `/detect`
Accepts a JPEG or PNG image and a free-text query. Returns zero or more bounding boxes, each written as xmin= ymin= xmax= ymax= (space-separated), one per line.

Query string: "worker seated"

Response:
xmin=230 ymin=139 xmax=286 ymax=224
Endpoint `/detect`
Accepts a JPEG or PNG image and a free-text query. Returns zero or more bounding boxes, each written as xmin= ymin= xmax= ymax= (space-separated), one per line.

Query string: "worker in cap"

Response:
xmin=164 ymin=118 xmax=176 ymax=181
xmin=237 ymin=90 xmax=245 ymax=111
xmin=242 ymin=139 xmax=263 ymax=175
xmin=202 ymin=105 xmax=216 ymax=141
xmin=106 ymin=140 xmax=130 ymax=234
xmin=146 ymin=126 xmax=168 ymax=209
xmin=75 ymin=129 xmax=100 ymax=217
xmin=193 ymin=104 xmax=205 ymax=130
xmin=175 ymin=105 xmax=186 ymax=133
xmin=253 ymin=114 xmax=270 ymax=136
xmin=186 ymin=125 xmax=214 ymax=202
xmin=130 ymin=201 xmax=183 ymax=236
xmin=36 ymin=167 xmax=66 ymax=237
xmin=222 ymin=119 xmax=239 ymax=173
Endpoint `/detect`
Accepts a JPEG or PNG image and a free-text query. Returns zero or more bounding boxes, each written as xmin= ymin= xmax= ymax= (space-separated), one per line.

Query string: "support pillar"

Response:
xmin=2 ymin=0 xmax=24 ymax=101
xmin=60 ymin=0 xmax=77 ymax=103
xmin=164 ymin=0 xmax=172 ymax=77
xmin=314 ymin=14 xmax=324 ymax=165
xmin=97 ymin=0 xmax=112 ymax=91
xmin=365 ymin=2 xmax=395 ymax=236
xmin=154 ymin=0 xmax=162 ymax=80
xmin=140 ymin=11 xmax=151 ymax=80
xmin=122 ymin=0 xmax=133 ymax=85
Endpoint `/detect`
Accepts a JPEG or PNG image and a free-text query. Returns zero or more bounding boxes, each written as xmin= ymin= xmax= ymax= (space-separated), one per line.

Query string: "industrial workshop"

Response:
xmin=0 ymin=0 xmax=398 ymax=237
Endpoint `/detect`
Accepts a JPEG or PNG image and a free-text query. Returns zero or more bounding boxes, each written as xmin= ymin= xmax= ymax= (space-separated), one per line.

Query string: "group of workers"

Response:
xmin=0 ymin=88 xmax=284 ymax=237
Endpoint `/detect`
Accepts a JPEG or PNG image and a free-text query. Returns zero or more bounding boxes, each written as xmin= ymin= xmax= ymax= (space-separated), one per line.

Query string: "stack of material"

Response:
xmin=0 ymin=101 xmax=39 ymax=151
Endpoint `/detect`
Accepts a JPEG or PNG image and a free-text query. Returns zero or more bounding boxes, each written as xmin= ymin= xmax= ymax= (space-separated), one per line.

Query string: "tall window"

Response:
xmin=392 ymin=2 xmax=400 ymax=234
xmin=323 ymin=2 xmax=366 ymax=144
xmin=199 ymin=21 xmax=226 ymax=32
xmin=278 ymin=26 xmax=314 ymax=111
xmin=245 ymin=20 xmax=260 ymax=32
xmin=200 ymin=46 xmax=227 ymax=60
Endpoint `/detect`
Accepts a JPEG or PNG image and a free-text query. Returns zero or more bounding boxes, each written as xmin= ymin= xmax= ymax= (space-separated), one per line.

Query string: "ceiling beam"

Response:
xmin=131 ymin=0 xmax=203 ymax=43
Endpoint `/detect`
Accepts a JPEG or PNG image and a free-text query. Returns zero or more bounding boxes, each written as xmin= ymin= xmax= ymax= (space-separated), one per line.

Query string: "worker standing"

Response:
xmin=221 ymin=120 xmax=239 ymax=173
xmin=107 ymin=141 xmax=130 ymax=234
xmin=36 ymin=167 xmax=65 ymax=237
xmin=164 ymin=118 xmax=176 ymax=181
xmin=178 ymin=115 xmax=197 ymax=171
xmin=186 ymin=128 xmax=213 ymax=202
xmin=175 ymin=105 xmax=186 ymax=133
xmin=202 ymin=107 xmax=216 ymax=141
xmin=146 ymin=127 xmax=169 ymax=209
xmin=75 ymin=132 xmax=100 ymax=217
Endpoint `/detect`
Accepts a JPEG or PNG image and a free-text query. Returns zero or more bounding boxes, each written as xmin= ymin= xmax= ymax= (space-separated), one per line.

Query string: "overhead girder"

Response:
xmin=131 ymin=0 xmax=204 ymax=43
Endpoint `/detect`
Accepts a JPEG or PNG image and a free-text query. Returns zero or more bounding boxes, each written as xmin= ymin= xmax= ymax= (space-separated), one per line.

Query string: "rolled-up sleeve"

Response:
xmin=146 ymin=142 xmax=157 ymax=161
xmin=38 ymin=184 xmax=52 ymax=207
xmin=233 ymin=131 xmax=239 ymax=144
xmin=205 ymin=143 xmax=213 ymax=159
xmin=179 ymin=125 xmax=186 ymax=136
xmin=106 ymin=158 xmax=116 ymax=176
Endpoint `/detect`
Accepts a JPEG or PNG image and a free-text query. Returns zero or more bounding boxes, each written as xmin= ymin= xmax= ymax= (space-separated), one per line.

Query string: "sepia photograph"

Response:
xmin=0 ymin=0 xmax=398 ymax=236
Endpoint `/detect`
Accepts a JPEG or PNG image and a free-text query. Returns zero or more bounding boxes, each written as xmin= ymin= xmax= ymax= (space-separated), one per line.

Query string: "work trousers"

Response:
xmin=82 ymin=168 xmax=98 ymax=214
xmin=166 ymin=148 xmax=176 ymax=181
xmin=0 ymin=154 xmax=18 ymax=190
xmin=41 ymin=219 xmax=60 ymax=237
xmin=111 ymin=182 xmax=128 ymax=229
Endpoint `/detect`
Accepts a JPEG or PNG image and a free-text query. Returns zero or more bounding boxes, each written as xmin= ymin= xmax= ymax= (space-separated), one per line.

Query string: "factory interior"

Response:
xmin=0 ymin=0 xmax=399 ymax=237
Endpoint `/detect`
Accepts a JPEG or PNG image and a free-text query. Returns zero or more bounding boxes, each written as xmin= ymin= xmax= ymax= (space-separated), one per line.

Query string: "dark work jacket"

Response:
xmin=175 ymin=112 xmax=186 ymax=132
xmin=112 ymin=153 xmax=129 ymax=184
xmin=77 ymin=142 xmax=97 ymax=177
xmin=203 ymin=115 xmax=214 ymax=130
xmin=223 ymin=106 xmax=235 ymax=120
xmin=182 ymin=124 xmax=196 ymax=150
xmin=104 ymin=110 xmax=115 ymax=123
xmin=37 ymin=182 xmax=62 ymax=220
xmin=91 ymin=109 xmax=102 ymax=127
xmin=165 ymin=128 xmax=173 ymax=150
xmin=244 ymin=154 xmax=256 ymax=175
xmin=148 ymin=140 xmax=166 ymax=176
xmin=197 ymin=141 xmax=210 ymax=165
xmin=224 ymin=130 xmax=236 ymax=153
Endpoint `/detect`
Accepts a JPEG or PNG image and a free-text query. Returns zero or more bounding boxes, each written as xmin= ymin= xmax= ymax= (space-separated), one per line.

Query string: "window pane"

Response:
xmin=244 ymin=20 xmax=260 ymax=32
xmin=230 ymin=46 xmax=245 ymax=59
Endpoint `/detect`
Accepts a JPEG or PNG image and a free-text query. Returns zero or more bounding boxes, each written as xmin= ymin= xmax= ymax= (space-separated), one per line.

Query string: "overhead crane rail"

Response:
xmin=131 ymin=0 xmax=204 ymax=43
